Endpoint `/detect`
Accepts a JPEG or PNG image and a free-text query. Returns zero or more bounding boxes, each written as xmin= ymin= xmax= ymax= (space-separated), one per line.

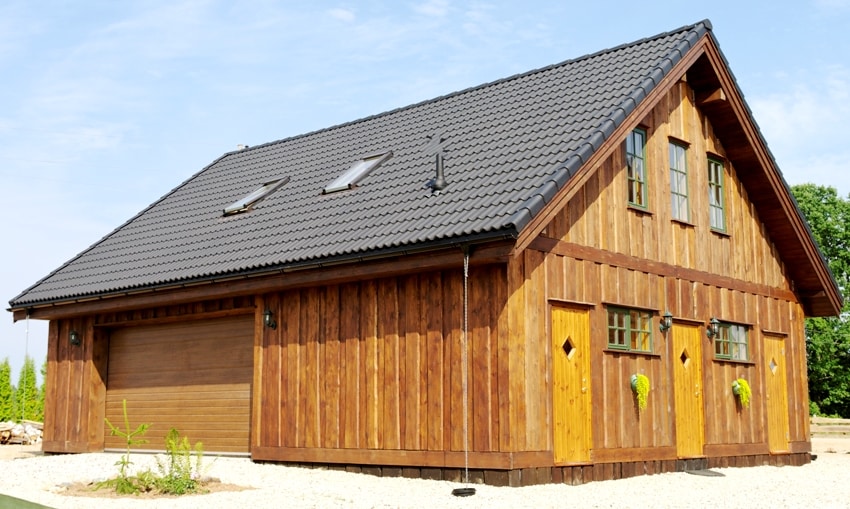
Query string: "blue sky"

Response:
xmin=2 ymin=0 xmax=849 ymax=380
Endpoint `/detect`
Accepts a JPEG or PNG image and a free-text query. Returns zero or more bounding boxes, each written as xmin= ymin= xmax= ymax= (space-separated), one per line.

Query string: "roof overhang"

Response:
xmin=10 ymin=237 xmax=516 ymax=322
xmin=687 ymin=35 xmax=842 ymax=316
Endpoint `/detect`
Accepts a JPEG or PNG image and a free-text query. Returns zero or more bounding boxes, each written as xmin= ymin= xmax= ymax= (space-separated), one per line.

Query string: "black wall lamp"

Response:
xmin=706 ymin=317 xmax=720 ymax=339
xmin=659 ymin=311 xmax=673 ymax=333
xmin=263 ymin=309 xmax=277 ymax=329
xmin=69 ymin=330 xmax=81 ymax=346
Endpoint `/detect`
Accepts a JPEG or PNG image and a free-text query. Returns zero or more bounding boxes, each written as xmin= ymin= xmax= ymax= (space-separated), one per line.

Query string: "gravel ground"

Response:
xmin=1 ymin=441 xmax=849 ymax=508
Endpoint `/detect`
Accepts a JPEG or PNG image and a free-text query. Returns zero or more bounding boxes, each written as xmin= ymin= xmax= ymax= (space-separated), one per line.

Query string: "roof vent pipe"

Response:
xmin=432 ymin=153 xmax=447 ymax=191
xmin=424 ymin=131 xmax=448 ymax=193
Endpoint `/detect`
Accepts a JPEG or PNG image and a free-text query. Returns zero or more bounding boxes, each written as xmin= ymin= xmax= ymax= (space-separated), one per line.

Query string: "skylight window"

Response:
xmin=322 ymin=151 xmax=392 ymax=194
xmin=223 ymin=176 xmax=289 ymax=216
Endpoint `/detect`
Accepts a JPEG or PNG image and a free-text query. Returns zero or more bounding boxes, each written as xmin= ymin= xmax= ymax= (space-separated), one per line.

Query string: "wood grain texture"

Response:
xmin=104 ymin=315 xmax=253 ymax=453
xmin=254 ymin=266 xmax=512 ymax=456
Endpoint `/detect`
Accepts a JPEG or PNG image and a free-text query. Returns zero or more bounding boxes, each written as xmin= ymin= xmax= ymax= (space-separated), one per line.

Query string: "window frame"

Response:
xmin=223 ymin=176 xmax=290 ymax=216
xmin=626 ymin=128 xmax=648 ymax=209
xmin=708 ymin=157 xmax=726 ymax=232
xmin=606 ymin=306 xmax=653 ymax=353
xmin=668 ymin=141 xmax=689 ymax=222
xmin=322 ymin=151 xmax=393 ymax=194
xmin=714 ymin=321 xmax=749 ymax=361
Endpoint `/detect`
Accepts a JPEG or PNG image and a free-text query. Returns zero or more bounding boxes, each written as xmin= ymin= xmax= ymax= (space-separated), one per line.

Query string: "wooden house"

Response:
xmin=9 ymin=20 xmax=841 ymax=486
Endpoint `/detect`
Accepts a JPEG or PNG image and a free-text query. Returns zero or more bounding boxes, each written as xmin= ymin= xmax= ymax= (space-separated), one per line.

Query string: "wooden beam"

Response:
xmin=697 ymin=87 xmax=726 ymax=105
xmin=529 ymin=236 xmax=797 ymax=303
xmin=251 ymin=446 xmax=553 ymax=470
xmin=590 ymin=446 xmax=677 ymax=463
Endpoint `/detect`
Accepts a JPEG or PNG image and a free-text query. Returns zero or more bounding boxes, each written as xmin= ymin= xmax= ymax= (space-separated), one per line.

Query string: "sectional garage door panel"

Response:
xmin=104 ymin=316 xmax=253 ymax=454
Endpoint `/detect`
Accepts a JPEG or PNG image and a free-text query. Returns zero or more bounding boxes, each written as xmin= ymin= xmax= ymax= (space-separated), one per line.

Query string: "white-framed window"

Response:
xmin=669 ymin=142 xmax=689 ymax=221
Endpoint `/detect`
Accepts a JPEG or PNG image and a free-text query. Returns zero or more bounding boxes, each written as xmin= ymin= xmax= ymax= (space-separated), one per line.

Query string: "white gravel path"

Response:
xmin=2 ymin=450 xmax=849 ymax=508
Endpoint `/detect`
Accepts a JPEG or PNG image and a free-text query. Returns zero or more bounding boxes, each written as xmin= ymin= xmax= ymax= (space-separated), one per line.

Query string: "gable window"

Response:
xmin=708 ymin=158 xmax=726 ymax=231
xmin=223 ymin=176 xmax=289 ymax=216
xmin=714 ymin=322 xmax=749 ymax=361
xmin=322 ymin=151 xmax=393 ymax=194
xmin=607 ymin=306 xmax=653 ymax=353
xmin=626 ymin=129 xmax=647 ymax=208
xmin=669 ymin=142 xmax=689 ymax=221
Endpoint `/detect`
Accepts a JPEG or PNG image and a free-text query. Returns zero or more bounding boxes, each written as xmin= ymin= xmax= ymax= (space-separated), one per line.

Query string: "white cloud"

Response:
xmin=328 ymin=8 xmax=355 ymax=22
xmin=413 ymin=0 xmax=449 ymax=17
xmin=750 ymin=65 xmax=850 ymax=195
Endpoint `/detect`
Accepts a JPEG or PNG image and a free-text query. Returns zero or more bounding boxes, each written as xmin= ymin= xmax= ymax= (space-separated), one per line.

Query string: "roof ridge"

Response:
xmin=226 ymin=20 xmax=714 ymax=159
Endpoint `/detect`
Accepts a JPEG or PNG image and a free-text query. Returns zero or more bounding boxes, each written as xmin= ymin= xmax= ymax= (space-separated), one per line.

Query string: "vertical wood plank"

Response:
xmin=402 ymin=275 xmax=422 ymax=450
xmin=260 ymin=294 xmax=280 ymax=448
xmin=444 ymin=269 xmax=464 ymax=452
xmin=281 ymin=291 xmax=300 ymax=448
xmin=378 ymin=278 xmax=400 ymax=450
xmin=424 ymin=272 xmax=445 ymax=451
xmin=322 ymin=285 xmax=341 ymax=449
xmin=340 ymin=283 xmax=360 ymax=449
xmin=362 ymin=280 xmax=379 ymax=449
xmin=507 ymin=254 xmax=527 ymax=451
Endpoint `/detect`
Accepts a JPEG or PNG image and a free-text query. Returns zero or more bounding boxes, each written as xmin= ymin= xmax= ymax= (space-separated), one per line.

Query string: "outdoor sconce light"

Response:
xmin=659 ymin=311 xmax=673 ymax=333
xmin=263 ymin=309 xmax=277 ymax=330
xmin=706 ymin=317 xmax=720 ymax=339
xmin=69 ymin=330 xmax=81 ymax=346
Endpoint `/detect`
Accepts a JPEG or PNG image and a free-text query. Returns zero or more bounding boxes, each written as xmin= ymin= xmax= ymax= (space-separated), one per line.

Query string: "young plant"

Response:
xmin=98 ymin=399 xmax=151 ymax=494
xmin=154 ymin=428 xmax=207 ymax=495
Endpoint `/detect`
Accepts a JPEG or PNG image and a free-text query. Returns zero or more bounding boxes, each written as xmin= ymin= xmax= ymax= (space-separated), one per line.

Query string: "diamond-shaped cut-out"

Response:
xmin=562 ymin=336 xmax=575 ymax=358
xmin=680 ymin=348 xmax=690 ymax=367
xmin=769 ymin=358 xmax=778 ymax=374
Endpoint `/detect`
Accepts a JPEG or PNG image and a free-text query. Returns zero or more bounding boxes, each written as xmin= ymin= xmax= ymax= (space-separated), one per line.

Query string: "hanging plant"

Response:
xmin=630 ymin=373 xmax=650 ymax=411
xmin=732 ymin=378 xmax=751 ymax=408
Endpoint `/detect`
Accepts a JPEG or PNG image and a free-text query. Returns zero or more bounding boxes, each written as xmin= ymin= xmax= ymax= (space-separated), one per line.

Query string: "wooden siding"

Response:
xmin=42 ymin=297 xmax=254 ymax=454
xmin=42 ymin=317 xmax=107 ymax=453
xmin=252 ymin=264 xmax=545 ymax=464
xmin=525 ymin=79 xmax=809 ymax=460
xmin=545 ymin=80 xmax=790 ymax=291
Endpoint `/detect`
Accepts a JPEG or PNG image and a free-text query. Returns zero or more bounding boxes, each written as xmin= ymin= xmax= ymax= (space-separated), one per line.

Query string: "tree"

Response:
xmin=791 ymin=184 xmax=850 ymax=417
xmin=0 ymin=358 xmax=13 ymax=421
xmin=15 ymin=356 xmax=40 ymax=421
xmin=38 ymin=358 xmax=46 ymax=422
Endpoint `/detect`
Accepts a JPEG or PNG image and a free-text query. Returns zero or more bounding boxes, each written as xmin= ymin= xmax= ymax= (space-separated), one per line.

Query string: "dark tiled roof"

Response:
xmin=10 ymin=21 xmax=712 ymax=308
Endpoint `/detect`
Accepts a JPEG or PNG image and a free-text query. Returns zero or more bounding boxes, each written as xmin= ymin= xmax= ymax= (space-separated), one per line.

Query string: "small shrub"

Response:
xmin=154 ymin=428 xmax=207 ymax=495
xmin=95 ymin=403 xmax=210 ymax=496
xmin=96 ymin=399 xmax=151 ymax=495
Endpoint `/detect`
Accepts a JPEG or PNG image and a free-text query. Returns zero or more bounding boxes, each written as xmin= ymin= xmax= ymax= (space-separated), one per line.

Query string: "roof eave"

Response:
xmin=9 ymin=229 xmax=518 ymax=321
xmin=689 ymin=35 xmax=842 ymax=317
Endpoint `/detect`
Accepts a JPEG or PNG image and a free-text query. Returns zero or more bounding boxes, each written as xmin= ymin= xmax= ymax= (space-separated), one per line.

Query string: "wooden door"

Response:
xmin=765 ymin=335 xmax=790 ymax=453
xmin=551 ymin=305 xmax=591 ymax=464
xmin=672 ymin=323 xmax=705 ymax=458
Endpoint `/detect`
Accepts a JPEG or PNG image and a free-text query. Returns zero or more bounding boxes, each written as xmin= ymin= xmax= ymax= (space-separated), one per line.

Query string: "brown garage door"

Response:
xmin=104 ymin=315 xmax=253 ymax=454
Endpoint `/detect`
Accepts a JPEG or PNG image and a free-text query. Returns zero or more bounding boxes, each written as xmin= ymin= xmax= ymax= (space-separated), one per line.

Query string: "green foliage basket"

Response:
xmin=732 ymin=378 xmax=751 ymax=408
xmin=630 ymin=373 xmax=650 ymax=411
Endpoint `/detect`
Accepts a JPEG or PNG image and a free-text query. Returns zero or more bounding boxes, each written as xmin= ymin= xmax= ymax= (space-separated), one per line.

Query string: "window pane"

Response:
xmin=627 ymin=129 xmax=647 ymax=207
xmin=669 ymin=143 xmax=688 ymax=221
xmin=708 ymin=159 xmax=725 ymax=231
